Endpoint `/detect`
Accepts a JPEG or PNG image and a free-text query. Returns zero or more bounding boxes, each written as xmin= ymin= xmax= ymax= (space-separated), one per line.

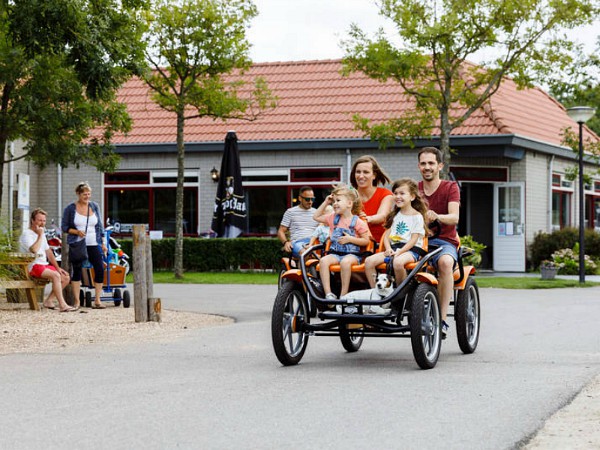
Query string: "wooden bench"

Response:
xmin=0 ymin=253 xmax=50 ymax=311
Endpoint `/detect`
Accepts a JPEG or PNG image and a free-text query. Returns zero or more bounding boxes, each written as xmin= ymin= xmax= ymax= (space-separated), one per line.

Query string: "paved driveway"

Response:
xmin=1 ymin=283 xmax=599 ymax=449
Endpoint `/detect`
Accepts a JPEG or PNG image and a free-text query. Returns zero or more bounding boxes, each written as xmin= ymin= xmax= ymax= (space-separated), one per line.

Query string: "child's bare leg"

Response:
xmin=393 ymin=253 xmax=414 ymax=285
xmin=339 ymin=255 xmax=359 ymax=297
xmin=365 ymin=253 xmax=385 ymax=288
xmin=319 ymin=255 xmax=335 ymax=295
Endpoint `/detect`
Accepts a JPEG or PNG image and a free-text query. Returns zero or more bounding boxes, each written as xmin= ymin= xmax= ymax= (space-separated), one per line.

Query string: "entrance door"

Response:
xmin=493 ymin=183 xmax=525 ymax=272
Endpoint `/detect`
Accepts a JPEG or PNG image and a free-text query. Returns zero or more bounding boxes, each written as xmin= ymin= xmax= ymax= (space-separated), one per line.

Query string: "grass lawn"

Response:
xmin=474 ymin=276 xmax=600 ymax=289
xmin=127 ymin=271 xmax=279 ymax=284
xmin=128 ymin=271 xmax=600 ymax=289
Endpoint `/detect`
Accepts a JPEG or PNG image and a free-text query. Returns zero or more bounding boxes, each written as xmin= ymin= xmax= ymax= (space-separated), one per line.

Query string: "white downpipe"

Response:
xmin=197 ymin=167 xmax=201 ymax=235
xmin=346 ymin=149 xmax=351 ymax=184
xmin=548 ymin=155 xmax=554 ymax=232
xmin=8 ymin=142 xmax=14 ymax=230
xmin=57 ymin=164 xmax=62 ymax=221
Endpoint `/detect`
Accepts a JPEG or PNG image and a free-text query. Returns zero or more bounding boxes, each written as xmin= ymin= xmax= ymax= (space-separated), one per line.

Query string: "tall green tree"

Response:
xmin=0 ymin=0 xmax=148 ymax=213
xmin=142 ymin=0 xmax=275 ymax=278
xmin=550 ymin=37 xmax=600 ymax=136
xmin=342 ymin=0 xmax=599 ymax=175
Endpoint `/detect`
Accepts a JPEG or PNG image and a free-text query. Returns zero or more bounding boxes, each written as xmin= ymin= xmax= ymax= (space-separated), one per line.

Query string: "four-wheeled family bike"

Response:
xmin=271 ymin=231 xmax=480 ymax=369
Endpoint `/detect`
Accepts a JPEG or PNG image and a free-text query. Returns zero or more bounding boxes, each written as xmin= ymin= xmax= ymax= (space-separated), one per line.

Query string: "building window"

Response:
xmin=106 ymin=188 xmax=150 ymax=232
xmin=106 ymin=187 xmax=198 ymax=235
xmin=245 ymin=187 xmax=288 ymax=235
xmin=105 ymin=171 xmax=150 ymax=184
xmin=451 ymin=166 xmax=508 ymax=182
xmin=552 ymin=190 xmax=571 ymax=230
xmin=104 ymin=171 xmax=198 ymax=236
xmin=552 ymin=173 xmax=561 ymax=187
xmin=587 ymin=194 xmax=600 ymax=231
xmin=243 ymin=167 xmax=341 ymax=236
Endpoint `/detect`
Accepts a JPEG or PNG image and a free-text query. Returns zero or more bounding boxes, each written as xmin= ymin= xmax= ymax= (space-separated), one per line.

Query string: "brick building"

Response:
xmin=3 ymin=59 xmax=599 ymax=271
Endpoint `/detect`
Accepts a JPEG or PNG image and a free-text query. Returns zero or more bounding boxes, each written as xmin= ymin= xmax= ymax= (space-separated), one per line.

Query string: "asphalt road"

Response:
xmin=1 ymin=283 xmax=599 ymax=449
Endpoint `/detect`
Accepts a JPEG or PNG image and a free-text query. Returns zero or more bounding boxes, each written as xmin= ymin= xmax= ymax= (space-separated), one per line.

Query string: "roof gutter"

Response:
xmin=111 ymin=134 xmax=595 ymax=164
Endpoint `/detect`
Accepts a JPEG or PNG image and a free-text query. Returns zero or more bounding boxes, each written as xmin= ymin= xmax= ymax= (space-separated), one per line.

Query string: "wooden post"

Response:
xmin=132 ymin=225 xmax=148 ymax=322
xmin=61 ymin=232 xmax=75 ymax=306
xmin=145 ymin=235 xmax=160 ymax=321
xmin=145 ymin=234 xmax=154 ymax=300
xmin=148 ymin=297 xmax=162 ymax=322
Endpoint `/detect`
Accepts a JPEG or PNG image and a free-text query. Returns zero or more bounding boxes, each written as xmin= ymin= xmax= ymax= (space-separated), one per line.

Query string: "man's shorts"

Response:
xmin=428 ymin=238 xmax=458 ymax=267
xmin=291 ymin=238 xmax=311 ymax=258
xmin=30 ymin=264 xmax=56 ymax=278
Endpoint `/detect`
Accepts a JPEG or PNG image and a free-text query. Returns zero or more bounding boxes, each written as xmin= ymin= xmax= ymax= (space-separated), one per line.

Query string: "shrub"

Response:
xmin=459 ymin=235 xmax=486 ymax=268
xmin=529 ymin=228 xmax=600 ymax=269
xmin=118 ymin=237 xmax=283 ymax=272
xmin=551 ymin=245 xmax=598 ymax=275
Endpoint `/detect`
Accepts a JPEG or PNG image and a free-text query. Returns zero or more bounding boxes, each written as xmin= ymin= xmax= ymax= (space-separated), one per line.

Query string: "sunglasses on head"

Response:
xmin=300 ymin=196 xmax=315 ymax=201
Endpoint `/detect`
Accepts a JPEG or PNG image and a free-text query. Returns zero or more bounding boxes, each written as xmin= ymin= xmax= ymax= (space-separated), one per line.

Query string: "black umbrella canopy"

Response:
xmin=211 ymin=131 xmax=247 ymax=237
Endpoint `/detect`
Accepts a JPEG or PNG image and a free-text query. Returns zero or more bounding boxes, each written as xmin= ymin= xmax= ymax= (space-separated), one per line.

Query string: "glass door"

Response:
xmin=493 ymin=183 xmax=525 ymax=272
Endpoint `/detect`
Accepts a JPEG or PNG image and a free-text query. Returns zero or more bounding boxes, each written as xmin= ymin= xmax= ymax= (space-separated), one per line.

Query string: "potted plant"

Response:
xmin=540 ymin=260 xmax=560 ymax=280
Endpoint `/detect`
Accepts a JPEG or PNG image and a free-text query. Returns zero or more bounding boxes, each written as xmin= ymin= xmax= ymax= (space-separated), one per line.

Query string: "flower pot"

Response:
xmin=541 ymin=267 xmax=558 ymax=280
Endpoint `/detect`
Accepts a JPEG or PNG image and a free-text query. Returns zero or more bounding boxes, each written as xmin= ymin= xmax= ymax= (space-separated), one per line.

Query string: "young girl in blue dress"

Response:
xmin=313 ymin=184 xmax=370 ymax=299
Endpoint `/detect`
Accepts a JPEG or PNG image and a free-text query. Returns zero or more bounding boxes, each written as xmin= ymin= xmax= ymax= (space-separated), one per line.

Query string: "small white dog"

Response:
xmin=339 ymin=273 xmax=394 ymax=314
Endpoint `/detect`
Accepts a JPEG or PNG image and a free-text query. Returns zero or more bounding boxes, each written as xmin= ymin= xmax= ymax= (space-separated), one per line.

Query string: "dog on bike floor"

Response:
xmin=339 ymin=273 xmax=394 ymax=314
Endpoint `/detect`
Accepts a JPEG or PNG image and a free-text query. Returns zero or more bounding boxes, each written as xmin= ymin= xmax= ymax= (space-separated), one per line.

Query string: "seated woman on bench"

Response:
xmin=19 ymin=208 xmax=74 ymax=312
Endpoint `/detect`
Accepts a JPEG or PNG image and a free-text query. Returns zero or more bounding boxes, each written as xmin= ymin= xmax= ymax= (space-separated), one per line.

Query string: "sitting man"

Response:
xmin=19 ymin=208 xmax=75 ymax=312
xmin=277 ymin=186 xmax=319 ymax=258
xmin=417 ymin=147 xmax=460 ymax=339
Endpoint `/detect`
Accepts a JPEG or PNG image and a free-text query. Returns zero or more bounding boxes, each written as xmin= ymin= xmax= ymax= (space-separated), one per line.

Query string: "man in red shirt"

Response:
xmin=418 ymin=147 xmax=460 ymax=339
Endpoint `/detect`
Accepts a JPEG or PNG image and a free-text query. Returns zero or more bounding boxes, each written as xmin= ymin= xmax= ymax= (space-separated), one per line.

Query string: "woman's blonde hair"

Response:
xmin=75 ymin=181 xmax=91 ymax=194
xmin=384 ymin=178 xmax=428 ymax=231
xmin=331 ymin=183 xmax=363 ymax=216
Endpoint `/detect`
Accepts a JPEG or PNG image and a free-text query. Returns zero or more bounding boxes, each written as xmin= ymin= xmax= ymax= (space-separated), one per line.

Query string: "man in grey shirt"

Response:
xmin=278 ymin=186 xmax=318 ymax=257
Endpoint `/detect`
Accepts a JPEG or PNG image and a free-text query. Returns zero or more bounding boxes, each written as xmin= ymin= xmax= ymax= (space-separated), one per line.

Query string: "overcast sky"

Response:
xmin=247 ymin=0 xmax=599 ymax=64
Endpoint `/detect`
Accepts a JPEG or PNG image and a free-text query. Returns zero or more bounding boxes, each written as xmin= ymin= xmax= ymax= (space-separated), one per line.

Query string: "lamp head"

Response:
xmin=566 ymin=106 xmax=595 ymax=124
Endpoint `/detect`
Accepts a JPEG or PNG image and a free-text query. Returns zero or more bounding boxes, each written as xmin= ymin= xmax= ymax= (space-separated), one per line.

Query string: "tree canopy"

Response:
xmin=550 ymin=37 xmax=600 ymax=136
xmin=342 ymin=0 xmax=600 ymax=173
xmin=0 ymin=0 xmax=148 ymax=212
xmin=141 ymin=0 xmax=275 ymax=277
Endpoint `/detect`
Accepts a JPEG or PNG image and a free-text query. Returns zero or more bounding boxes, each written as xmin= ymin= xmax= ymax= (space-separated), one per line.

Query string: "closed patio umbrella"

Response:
xmin=211 ymin=131 xmax=247 ymax=238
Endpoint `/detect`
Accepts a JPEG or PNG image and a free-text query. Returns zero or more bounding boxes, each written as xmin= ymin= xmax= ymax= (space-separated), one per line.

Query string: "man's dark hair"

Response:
xmin=299 ymin=186 xmax=313 ymax=195
xmin=418 ymin=147 xmax=443 ymax=163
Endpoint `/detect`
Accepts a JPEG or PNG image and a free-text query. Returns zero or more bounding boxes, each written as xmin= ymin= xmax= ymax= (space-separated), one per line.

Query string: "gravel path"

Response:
xmin=0 ymin=300 xmax=231 ymax=355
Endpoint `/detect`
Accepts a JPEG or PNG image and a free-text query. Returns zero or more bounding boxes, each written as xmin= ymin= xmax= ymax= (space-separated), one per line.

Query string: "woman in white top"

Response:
xmin=62 ymin=182 xmax=107 ymax=309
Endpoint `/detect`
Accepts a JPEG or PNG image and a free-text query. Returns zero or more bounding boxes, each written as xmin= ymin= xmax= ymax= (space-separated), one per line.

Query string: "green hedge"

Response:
xmin=529 ymin=228 xmax=600 ymax=269
xmin=119 ymin=237 xmax=283 ymax=272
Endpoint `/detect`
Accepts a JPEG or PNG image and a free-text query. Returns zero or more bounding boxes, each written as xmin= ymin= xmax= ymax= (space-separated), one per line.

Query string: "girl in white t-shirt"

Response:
xmin=365 ymin=178 xmax=427 ymax=287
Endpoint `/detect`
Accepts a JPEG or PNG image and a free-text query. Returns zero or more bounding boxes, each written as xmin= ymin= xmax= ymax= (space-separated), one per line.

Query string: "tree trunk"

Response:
xmin=439 ymin=109 xmax=452 ymax=180
xmin=1 ymin=83 xmax=15 ymax=216
xmin=174 ymin=107 xmax=185 ymax=278
xmin=0 ymin=136 xmax=6 ymax=215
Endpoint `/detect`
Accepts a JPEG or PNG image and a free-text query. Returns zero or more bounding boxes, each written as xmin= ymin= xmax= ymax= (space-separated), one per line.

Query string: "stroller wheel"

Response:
xmin=85 ymin=291 xmax=93 ymax=308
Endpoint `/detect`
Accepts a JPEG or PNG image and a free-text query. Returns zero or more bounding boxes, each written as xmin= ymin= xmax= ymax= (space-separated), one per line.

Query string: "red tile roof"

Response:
xmin=112 ymin=59 xmax=598 ymax=147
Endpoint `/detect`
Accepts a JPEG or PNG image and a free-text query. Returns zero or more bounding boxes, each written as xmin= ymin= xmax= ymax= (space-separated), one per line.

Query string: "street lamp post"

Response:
xmin=566 ymin=106 xmax=596 ymax=284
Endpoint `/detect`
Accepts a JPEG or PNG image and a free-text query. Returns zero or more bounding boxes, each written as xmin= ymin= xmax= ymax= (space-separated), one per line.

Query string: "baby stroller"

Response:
xmin=80 ymin=229 xmax=131 ymax=308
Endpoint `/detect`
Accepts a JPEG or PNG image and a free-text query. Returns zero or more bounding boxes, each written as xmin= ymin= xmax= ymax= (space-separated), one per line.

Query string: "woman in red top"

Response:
xmin=350 ymin=155 xmax=394 ymax=243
